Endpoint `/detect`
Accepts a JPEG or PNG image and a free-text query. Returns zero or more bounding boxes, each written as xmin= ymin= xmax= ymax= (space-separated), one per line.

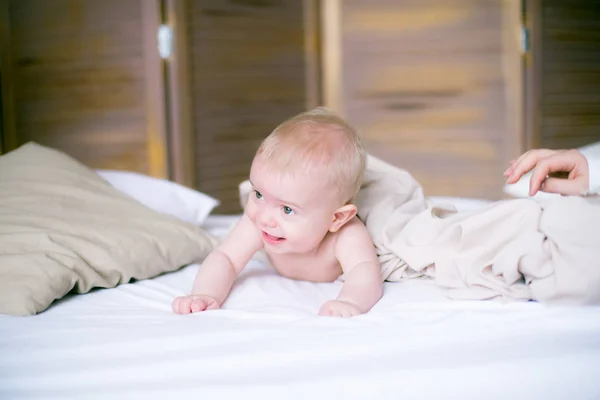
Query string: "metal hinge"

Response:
xmin=520 ymin=25 xmax=530 ymax=54
xmin=157 ymin=24 xmax=173 ymax=59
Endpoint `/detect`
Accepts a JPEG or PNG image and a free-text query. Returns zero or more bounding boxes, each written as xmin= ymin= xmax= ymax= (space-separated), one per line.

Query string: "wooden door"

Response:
xmin=324 ymin=0 xmax=523 ymax=200
xmin=524 ymin=0 xmax=600 ymax=150
xmin=186 ymin=0 xmax=319 ymax=213
xmin=1 ymin=0 xmax=320 ymax=214
xmin=0 ymin=0 xmax=168 ymax=177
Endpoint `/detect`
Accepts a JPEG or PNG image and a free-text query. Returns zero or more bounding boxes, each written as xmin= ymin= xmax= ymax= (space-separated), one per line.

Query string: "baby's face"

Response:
xmin=246 ymin=155 xmax=341 ymax=255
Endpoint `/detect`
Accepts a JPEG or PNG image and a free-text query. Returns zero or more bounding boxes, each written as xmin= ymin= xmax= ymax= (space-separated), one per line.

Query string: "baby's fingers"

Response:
xmin=190 ymin=297 xmax=220 ymax=313
xmin=190 ymin=298 xmax=209 ymax=313
xmin=327 ymin=309 xmax=344 ymax=318
xmin=205 ymin=299 xmax=220 ymax=310
xmin=172 ymin=296 xmax=193 ymax=314
xmin=318 ymin=306 xmax=332 ymax=317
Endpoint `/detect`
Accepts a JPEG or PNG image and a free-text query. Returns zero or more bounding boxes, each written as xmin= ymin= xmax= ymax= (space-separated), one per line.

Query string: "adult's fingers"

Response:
xmin=505 ymin=149 xmax=558 ymax=184
xmin=539 ymin=177 xmax=585 ymax=196
xmin=528 ymin=152 xmax=580 ymax=195
xmin=505 ymin=149 xmax=545 ymax=177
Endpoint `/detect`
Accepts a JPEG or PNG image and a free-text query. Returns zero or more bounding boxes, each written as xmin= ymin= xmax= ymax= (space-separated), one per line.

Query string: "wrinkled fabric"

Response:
xmin=357 ymin=156 xmax=600 ymax=304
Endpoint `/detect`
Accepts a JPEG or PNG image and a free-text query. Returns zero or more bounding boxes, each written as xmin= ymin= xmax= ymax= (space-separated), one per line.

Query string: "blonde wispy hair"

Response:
xmin=256 ymin=107 xmax=366 ymax=204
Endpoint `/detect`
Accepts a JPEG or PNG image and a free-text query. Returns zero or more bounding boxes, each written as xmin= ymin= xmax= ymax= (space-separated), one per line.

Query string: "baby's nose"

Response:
xmin=258 ymin=207 xmax=277 ymax=228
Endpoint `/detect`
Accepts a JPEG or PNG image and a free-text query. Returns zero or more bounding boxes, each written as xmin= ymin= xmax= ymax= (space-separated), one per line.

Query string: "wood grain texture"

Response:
xmin=165 ymin=0 xmax=196 ymax=187
xmin=188 ymin=0 xmax=310 ymax=213
xmin=339 ymin=0 xmax=518 ymax=200
xmin=7 ymin=0 xmax=151 ymax=172
xmin=538 ymin=0 xmax=600 ymax=149
xmin=0 ymin=0 xmax=18 ymax=154
xmin=141 ymin=0 xmax=168 ymax=179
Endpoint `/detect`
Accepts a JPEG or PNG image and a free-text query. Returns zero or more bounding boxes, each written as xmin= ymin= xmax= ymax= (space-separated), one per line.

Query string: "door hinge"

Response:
xmin=158 ymin=24 xmax=173 ymax=59
xmin=520 ymin=25 xmax=530 ymax=54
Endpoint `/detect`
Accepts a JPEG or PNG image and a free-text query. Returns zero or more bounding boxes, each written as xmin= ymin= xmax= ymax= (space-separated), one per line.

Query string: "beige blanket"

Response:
xmin=240 ymin=156 xmax=600 ymax=305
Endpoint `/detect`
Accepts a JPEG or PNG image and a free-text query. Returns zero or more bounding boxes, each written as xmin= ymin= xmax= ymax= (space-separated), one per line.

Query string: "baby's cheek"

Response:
xmin=288 ymin=221 xmax=315 ymax=241
xmin=245 ymin=202 xmax=257 ymax=222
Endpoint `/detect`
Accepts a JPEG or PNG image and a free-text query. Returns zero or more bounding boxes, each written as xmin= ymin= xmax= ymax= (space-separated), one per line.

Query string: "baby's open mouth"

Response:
xmin=262 ymin=231 xmax=285 ymax=244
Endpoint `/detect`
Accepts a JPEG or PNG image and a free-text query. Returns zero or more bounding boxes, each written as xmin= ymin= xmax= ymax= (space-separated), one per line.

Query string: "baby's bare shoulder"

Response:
xmin=333 ymin=217 xmax=373 ymax=247
xmin=333 ymin=217 xmax=378 ymax=272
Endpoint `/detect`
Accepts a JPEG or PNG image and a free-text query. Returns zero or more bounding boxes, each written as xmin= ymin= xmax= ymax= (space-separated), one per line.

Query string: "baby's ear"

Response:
xmin=329 ymin=204 xmax=358 ymax=232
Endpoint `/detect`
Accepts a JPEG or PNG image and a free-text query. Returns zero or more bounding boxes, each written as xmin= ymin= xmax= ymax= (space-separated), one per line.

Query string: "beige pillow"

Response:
xmin=0 ymin=142 xmax=217 ymax=316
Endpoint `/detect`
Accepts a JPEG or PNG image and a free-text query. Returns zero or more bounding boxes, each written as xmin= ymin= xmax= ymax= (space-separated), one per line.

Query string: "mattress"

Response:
xmin=1 ymin=198 xmax=600 ymax=400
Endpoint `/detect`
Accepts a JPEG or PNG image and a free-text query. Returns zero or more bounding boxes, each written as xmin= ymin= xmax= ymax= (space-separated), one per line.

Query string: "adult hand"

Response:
xmin=504 ymin=149 xmax=590 ymax=196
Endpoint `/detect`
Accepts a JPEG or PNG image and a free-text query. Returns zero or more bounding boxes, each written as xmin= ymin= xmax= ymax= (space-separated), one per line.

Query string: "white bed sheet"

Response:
xmin=1 ymin=198 xmax=600 ymax=400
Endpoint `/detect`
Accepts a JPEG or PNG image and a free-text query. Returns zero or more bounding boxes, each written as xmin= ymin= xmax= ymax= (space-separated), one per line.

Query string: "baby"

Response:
xmin=172 ymin=107 xmax=383 ymax=317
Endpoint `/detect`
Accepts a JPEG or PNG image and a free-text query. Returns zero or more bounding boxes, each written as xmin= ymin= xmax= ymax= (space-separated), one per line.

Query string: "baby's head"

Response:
xmin=256 ymin=107 xmax=366 ymax=204
xmin=247 ymin=107 xmax=366 ymax=254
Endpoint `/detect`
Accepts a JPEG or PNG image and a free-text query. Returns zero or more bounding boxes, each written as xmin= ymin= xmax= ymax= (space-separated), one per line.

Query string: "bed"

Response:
xmin=1 ymin=144 xmax=600 ymax=400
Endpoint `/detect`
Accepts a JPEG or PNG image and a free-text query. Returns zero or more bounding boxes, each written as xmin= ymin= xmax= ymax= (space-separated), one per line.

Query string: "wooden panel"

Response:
xmin=0 ymin=0 xmax=17 ymax=154
xmin=339 ymin=0 xmax=520 ymax=200
xmin=544 ymin=73 xmax=600 ymax=94
xmin=188 ymin=0 xmax=311 ymax=213
xmin=7 ymin=0 xmax=157 ymax=172
xmin=544 ymin=104 xmax=600 ymax=117
xmin=165 ymin=0 xmax=195 ymax=187
xmin=537 ymin=0 xmax=600 ymax=149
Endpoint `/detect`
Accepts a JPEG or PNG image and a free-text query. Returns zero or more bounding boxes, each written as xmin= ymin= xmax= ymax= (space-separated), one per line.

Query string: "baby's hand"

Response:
xmin=172 ymin=294 xmax=220 ymax=314
xmin=318 ymin=299 xmax=363 ymax=318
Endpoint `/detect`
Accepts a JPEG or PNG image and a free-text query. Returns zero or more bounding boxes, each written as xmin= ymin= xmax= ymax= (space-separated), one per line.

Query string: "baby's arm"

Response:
xmin=172 ymin=213 xmax=263 ymax=314
xmin=319 ymin=221 xmax=383 ymax=317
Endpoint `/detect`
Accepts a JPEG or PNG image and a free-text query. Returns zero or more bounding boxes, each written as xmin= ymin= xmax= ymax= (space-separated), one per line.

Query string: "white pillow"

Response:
xmin=503 ymin=141 xmax=600 ymax=199
xmin=96 ymin=170 xmax=219 ymax=225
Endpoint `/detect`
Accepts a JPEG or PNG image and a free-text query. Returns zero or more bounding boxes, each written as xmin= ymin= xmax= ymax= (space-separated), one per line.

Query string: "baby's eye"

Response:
xmin=254 ymin=190 xmax=263 ymax=200
xmin=283 ymin=206 xmax=294 ymax=215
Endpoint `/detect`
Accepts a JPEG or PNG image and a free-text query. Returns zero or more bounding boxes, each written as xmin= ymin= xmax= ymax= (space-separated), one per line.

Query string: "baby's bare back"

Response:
xmin=265 ymin=234 xmax=342 ymax=282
